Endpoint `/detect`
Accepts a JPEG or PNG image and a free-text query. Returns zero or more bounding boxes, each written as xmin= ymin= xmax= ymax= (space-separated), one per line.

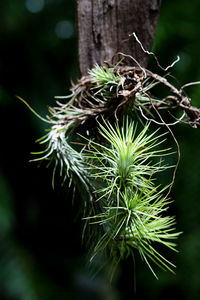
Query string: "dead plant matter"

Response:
xmin=54 ymin=62 xmax=200 ymax=130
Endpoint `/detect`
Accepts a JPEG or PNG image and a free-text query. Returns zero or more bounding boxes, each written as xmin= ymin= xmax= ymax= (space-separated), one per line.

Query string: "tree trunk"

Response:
xmin=77 ymin=0 xmax=161 ymax=76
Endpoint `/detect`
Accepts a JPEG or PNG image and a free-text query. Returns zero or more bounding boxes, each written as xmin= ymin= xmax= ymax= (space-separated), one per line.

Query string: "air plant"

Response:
xmin=19 ymin=57 xmax=188 ymax=283
xmin=84 ymin=119 xmax=181 ymax=278
xmin=88 ymin=63 xmax=125 ymax=96
xmin=85 ymin=120 xmax=169 ymax=196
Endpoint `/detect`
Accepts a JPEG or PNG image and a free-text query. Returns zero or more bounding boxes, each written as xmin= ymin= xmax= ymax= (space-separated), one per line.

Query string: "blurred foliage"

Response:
xmin=0 ymin=0 xmax=200 ymax=299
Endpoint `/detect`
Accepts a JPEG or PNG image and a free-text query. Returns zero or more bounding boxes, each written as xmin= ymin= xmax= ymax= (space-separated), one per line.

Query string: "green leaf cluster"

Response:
xmin=84 ymin=120 xmax=181 ymax=278
xmin=88 ymin=63 xmax=125 ymax=99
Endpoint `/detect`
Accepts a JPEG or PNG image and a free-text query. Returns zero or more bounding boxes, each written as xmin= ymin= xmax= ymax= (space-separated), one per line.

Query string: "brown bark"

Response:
xmin=77 ymin=0 xmax=161 ymax=76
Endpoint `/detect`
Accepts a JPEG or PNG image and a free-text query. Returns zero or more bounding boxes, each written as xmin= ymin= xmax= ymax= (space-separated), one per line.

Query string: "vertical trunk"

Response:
xmin=77 ymin=0 xmax=161 ymax=76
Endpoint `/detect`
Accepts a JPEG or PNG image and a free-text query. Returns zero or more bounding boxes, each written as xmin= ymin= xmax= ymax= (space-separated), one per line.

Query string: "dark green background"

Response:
xmin=0 ymin=0 xmax=200 ymax=299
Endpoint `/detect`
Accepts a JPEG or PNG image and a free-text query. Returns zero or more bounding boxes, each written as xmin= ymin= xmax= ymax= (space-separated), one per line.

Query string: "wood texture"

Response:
xmin=77 ymin=0 xmax=161 ymax=76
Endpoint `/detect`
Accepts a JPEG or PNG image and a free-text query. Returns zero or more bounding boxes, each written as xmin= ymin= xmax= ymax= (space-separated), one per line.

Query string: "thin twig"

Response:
xmin=150 ymin=103 xmax=181 ymax=199
xmin=115 ymin=52 xmax=147 ymax=77
xmin=131 ymin=32 xmax=180 ymax=72
xmin=139 ymin=107 xmax=185 ymax=126
xmin=180 ymin=81 xmax=200 ymax=91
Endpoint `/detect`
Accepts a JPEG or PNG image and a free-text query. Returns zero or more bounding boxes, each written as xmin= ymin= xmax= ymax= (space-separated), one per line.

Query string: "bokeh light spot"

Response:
xmin=25 ymin=0 xmax=45 ymax=13
xmin=55 ymin=20 xmax=74 ymax=40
